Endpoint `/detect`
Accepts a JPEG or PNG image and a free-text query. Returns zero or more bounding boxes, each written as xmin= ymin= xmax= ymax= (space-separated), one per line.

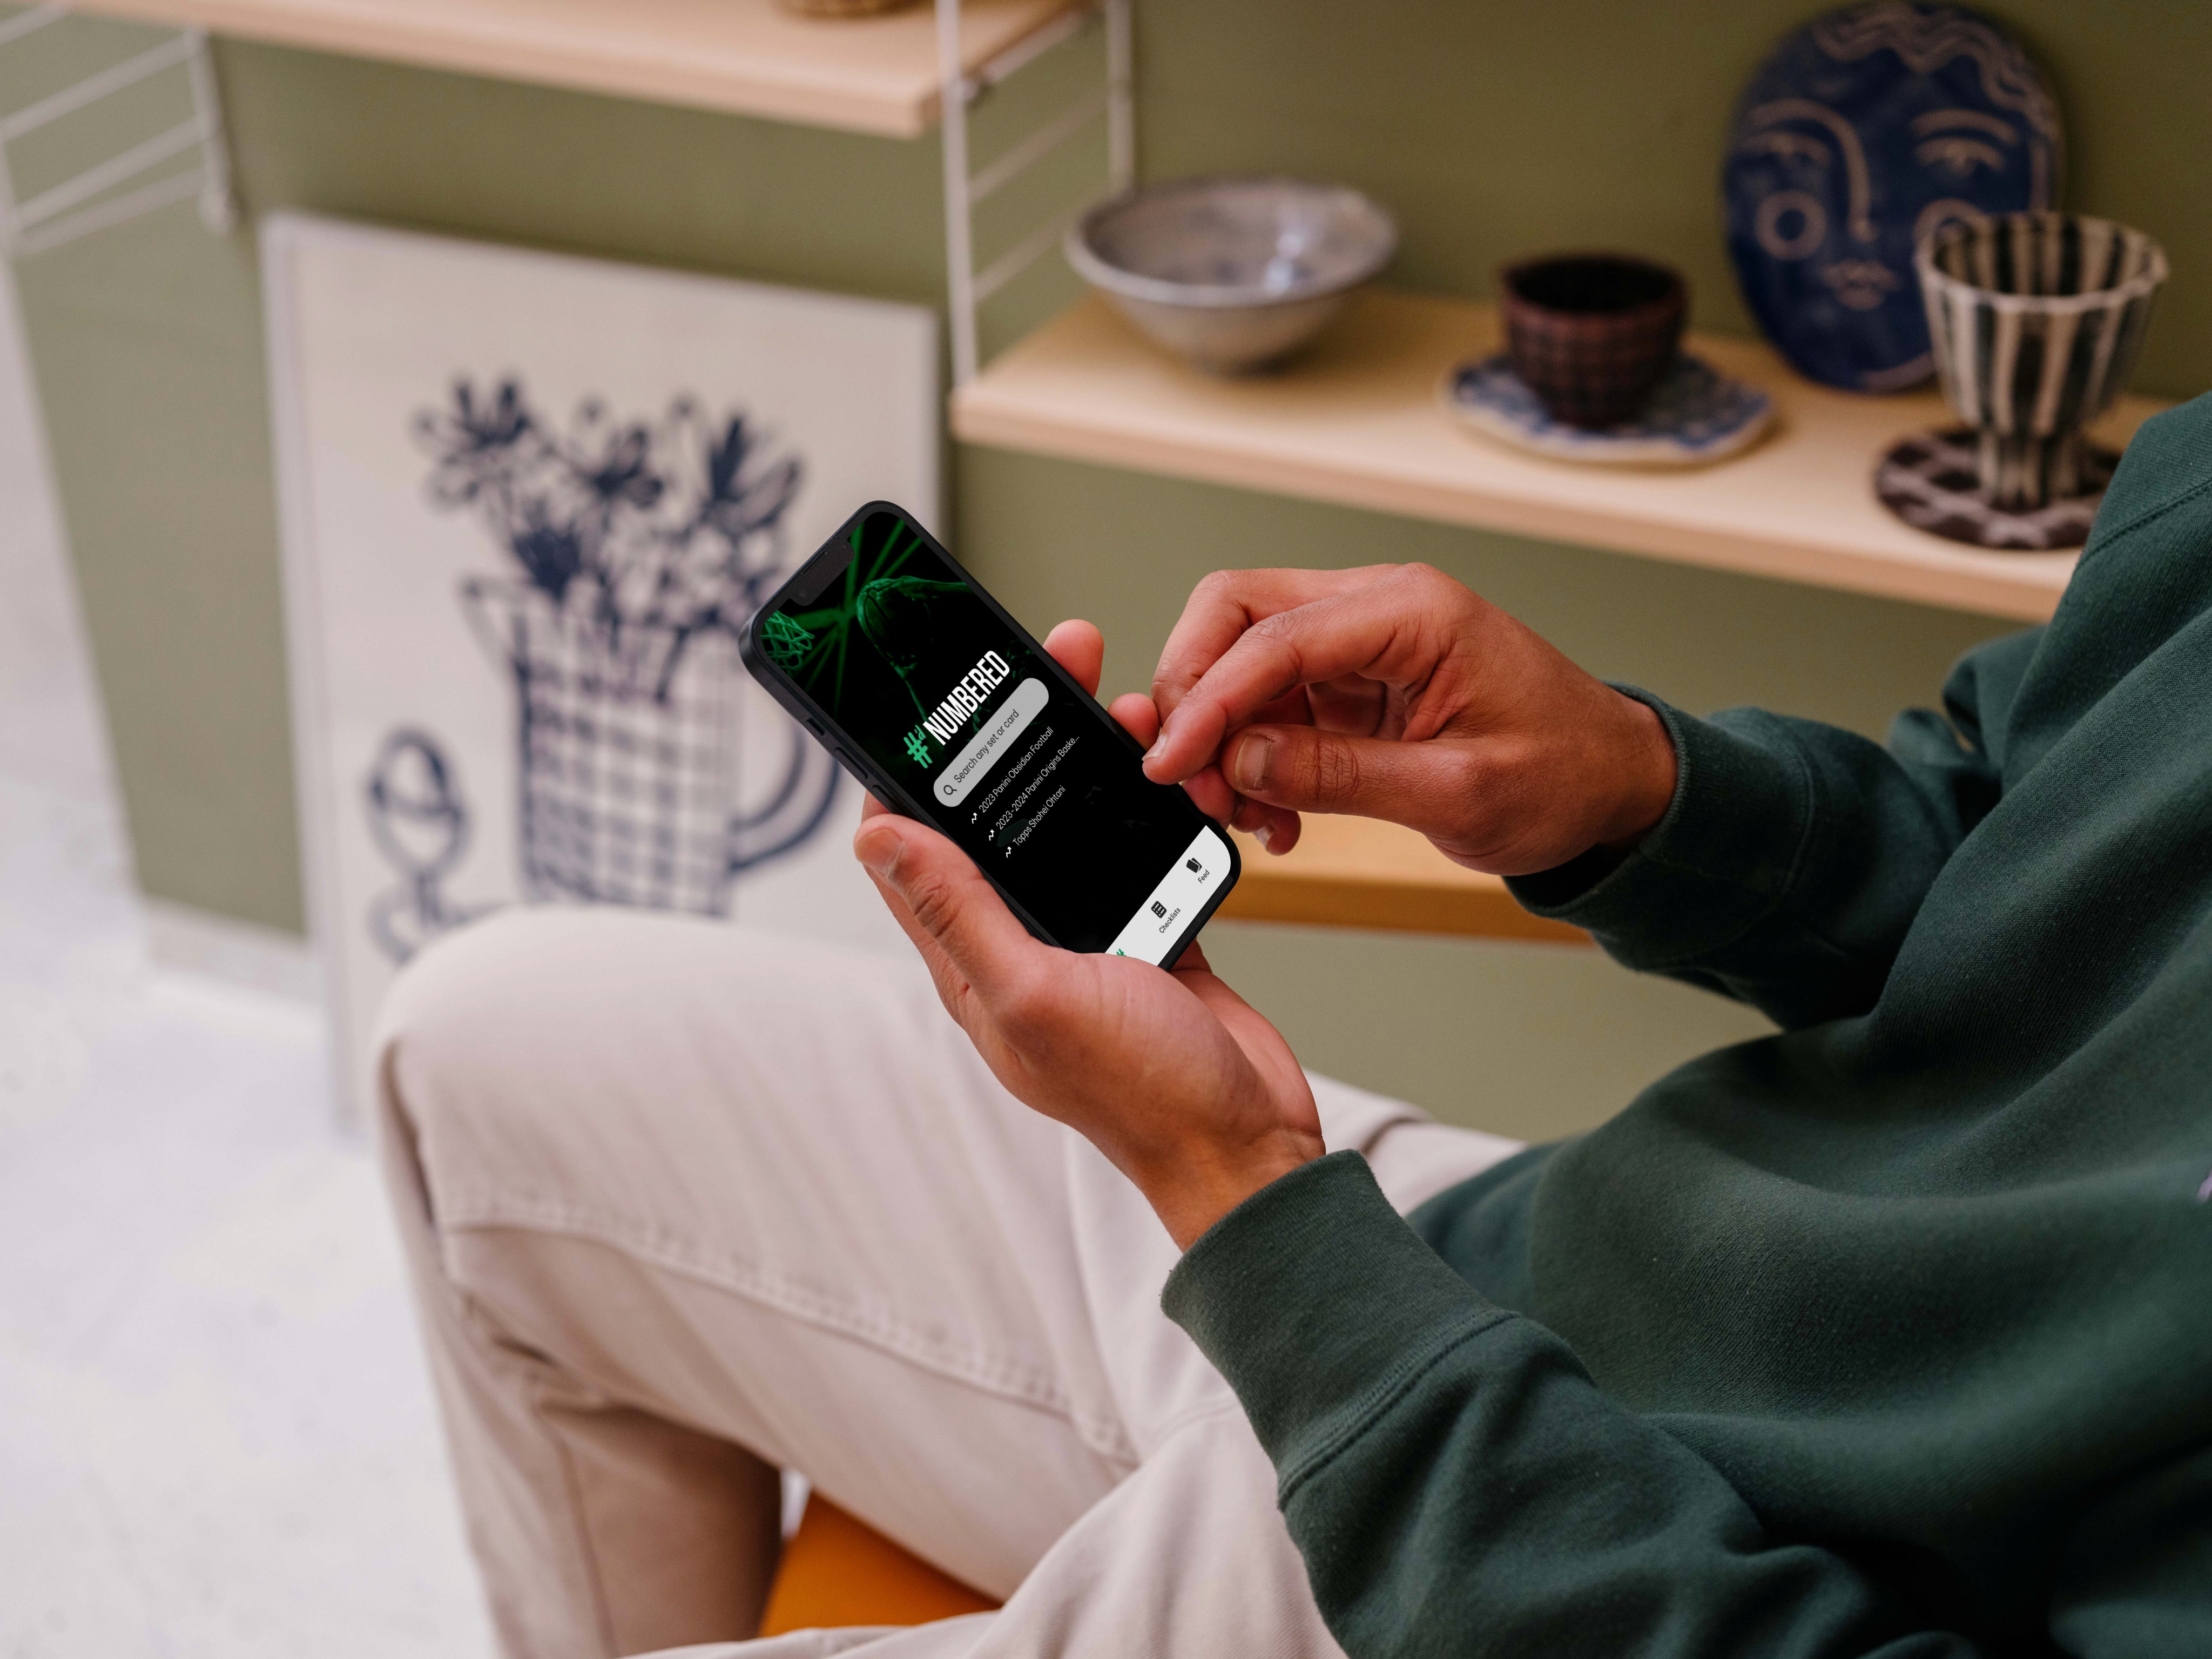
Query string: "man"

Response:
xmin=379 ymin=397 xmax=2212 ymax=1658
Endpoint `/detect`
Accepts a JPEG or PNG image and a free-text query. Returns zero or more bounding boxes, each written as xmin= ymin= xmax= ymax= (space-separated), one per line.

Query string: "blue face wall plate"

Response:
xmin=1722 ymin=2 xmax=2061 ymax=393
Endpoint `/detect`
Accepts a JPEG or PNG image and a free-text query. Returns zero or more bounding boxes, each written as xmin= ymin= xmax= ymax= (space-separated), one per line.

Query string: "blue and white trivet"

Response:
xmin=1440 ymin=353 xmax=1775 ymax=467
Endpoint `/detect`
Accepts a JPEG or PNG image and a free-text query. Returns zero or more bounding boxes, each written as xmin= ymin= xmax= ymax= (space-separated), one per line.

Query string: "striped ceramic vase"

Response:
xmin=1917 ymin=214 xmax=2167 ymax=511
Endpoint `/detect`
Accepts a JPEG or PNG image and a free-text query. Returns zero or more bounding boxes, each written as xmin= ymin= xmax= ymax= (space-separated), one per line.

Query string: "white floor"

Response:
xmin=0 ymin=777 xmax=498 ymax=1659
xmin=0 ymin=241 xmax=494 ymax=1656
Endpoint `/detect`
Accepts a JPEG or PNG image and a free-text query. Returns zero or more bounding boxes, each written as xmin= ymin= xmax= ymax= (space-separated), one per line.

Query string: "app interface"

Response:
xmin=762 ymin=508 xmax=1229 ymax=961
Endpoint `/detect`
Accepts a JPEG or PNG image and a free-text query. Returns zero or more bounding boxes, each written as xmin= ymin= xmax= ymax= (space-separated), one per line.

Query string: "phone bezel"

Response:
xmin=739 ymin=499 xmax=1242 ymax=963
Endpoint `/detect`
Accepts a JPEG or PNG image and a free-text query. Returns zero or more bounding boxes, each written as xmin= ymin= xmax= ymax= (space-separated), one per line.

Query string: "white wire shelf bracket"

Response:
xmin=939 ymin=0 xmax=1130 ymax=386
xmin=967 ymin=86 xmax=1107 ymax=203
xmin=958 ymin=0 xmax=1097 ymax=102
xmin=973 ymin=200 xmax=1088 ymax=304
xmin=0 ymin=4 xmax=236 ymax=258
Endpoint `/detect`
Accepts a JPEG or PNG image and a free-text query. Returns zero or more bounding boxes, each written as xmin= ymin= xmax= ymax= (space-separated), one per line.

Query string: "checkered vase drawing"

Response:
xmin=1918 ymin=213 xmax=2168 ymax=511
xmin=360 ymin=382 xmax=844 ymax=963
xmin=462 ymin=577 xmax=840 ymax=916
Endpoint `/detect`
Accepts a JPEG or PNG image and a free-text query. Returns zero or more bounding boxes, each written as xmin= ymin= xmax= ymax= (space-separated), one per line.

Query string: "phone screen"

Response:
xmin=750 ymin=504 xmax=1236 ymax=962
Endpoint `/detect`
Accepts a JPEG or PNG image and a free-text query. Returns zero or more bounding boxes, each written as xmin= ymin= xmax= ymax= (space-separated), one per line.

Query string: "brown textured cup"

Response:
xmin=1500 ymin=253 xmax=1687 ymax=429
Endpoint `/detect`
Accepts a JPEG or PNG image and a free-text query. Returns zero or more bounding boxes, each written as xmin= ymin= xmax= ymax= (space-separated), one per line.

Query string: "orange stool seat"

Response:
xmin=759 ymin=1496 xmax=1000 ymax=1636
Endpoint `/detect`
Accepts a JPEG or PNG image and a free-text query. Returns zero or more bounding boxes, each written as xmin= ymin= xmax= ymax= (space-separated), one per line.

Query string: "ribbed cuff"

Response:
xmin=1506 ymin=688 xmax=1810 ymax=956
xmin=1162 ymin=1152 xmax=1503 ymax=1471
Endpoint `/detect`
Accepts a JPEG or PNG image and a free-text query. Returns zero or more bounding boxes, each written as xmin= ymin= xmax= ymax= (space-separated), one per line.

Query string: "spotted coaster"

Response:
xmin=1874 ymin=427 xmax=2116 ymax=551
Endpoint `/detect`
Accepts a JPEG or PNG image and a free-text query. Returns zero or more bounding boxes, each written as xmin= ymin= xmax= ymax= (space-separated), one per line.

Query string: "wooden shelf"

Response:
xmin=1213 ymin=815 xmax=1590 ymax=945
xmin=953 ymin=291 xmax=2170 ymax=621
xmin=73 ymin=0 xmax=1085 ymax=137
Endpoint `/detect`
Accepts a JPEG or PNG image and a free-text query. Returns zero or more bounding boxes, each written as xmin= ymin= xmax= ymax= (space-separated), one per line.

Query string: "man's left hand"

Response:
xmin=853 ymin=620 xmax=1320 ymax=1250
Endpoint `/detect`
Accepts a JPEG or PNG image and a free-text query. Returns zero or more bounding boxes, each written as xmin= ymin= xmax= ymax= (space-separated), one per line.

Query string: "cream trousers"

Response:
xmin=375 ymin=907 xmax=1521 ymax=1659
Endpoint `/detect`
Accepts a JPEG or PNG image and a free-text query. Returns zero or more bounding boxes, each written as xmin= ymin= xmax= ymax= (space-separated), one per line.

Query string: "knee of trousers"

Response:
xmin=372 ymin=907 xmax=778 ymax=1232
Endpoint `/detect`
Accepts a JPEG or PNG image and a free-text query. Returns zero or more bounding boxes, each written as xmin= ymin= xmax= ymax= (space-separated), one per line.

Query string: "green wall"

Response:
xmin=22 ymin=1 xmax=2208 ymax=1139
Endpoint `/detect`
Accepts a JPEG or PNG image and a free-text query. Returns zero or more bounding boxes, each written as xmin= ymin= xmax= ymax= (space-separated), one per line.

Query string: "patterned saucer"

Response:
xmin=1874 ymin=428 xmax=2116 ymax=552
xmin=1440 ymin=352 xmax=1775 ymax=467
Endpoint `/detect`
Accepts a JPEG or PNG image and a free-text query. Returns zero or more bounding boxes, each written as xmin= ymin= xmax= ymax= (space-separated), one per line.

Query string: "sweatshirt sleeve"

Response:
xmin=1504 ymin=635 xmax=2036 ymax=1030
xmin=1164 ymin=1152 xmax=2211 ymax=1659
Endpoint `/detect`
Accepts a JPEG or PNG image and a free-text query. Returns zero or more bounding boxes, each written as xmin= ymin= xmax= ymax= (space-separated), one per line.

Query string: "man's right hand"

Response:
xmin=1134 ymin=564 xmax=1678 ymax=878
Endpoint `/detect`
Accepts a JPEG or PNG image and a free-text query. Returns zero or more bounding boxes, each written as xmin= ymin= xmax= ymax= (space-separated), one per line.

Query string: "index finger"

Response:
xmin=1142 ymin=577 xmax=1442 ymax=785
xmin=1150 ymin=567 xmax=1398 ymax=729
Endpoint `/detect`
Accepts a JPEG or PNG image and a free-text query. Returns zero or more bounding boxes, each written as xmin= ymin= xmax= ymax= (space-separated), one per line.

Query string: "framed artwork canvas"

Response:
xmin=264 ymin=213 xmax=930 ymax=1122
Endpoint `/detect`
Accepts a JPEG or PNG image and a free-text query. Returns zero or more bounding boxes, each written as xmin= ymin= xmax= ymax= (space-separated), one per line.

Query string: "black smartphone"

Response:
xmin=740 ymin=501 xmax=1239 ymax=964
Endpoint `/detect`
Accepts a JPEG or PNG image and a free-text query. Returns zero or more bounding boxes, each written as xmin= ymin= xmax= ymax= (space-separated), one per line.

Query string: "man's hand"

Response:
xmin=1139 ymin=564 xmax=1678 ymax=875
xmin=854 ymin=620 xmax=1321 ymax=1250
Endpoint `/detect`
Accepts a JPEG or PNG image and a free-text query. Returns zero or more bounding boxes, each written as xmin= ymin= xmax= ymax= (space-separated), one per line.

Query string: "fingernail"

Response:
xmin=1229 ymin=732 xmax=1272 ymax=793
xmin=1255 ymin=822 xmax=1273 ymax=852
xmin=855 ymin=826 xmax=900 ymax=877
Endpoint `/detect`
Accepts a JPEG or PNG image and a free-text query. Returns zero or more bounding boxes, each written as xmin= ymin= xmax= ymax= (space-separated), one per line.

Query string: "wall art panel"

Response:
xmin=264 ymin=214 xmax=930 ymax=1118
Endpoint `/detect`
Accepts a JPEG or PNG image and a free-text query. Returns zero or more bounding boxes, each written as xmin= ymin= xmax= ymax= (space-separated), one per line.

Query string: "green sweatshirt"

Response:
xmin=1163 ymin=396 xmax=2212 ymax=1656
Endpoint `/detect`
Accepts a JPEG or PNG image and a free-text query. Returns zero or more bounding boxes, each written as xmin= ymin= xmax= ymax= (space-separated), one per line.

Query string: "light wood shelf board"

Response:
xmin=953 ymin=291 xmax=2169 ymax=621
xmin=1213 ymin=814 xmax=1590 ymax=945
xmin=72 ymin=0 xmax=1084 ymax=137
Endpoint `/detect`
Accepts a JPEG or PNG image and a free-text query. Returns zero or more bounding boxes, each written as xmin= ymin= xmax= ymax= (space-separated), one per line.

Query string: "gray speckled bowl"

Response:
xmin=1065 ymin=176 xmax=1397 ymax=373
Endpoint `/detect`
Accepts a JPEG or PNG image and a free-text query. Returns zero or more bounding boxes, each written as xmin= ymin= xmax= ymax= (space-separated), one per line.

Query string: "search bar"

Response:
xmin=934 ymin=676 xmax=1049 ymax=806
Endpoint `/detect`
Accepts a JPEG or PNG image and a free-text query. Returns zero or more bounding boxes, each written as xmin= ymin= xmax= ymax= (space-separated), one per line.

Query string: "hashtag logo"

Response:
xmin=903 ymin=727 xmax=934 ymax=767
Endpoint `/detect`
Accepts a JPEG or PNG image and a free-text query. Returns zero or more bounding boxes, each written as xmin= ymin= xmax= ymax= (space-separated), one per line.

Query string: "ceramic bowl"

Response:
xmin=1065 ymin=176 xmax=1397 ymax=373
xmin=1500 ymin=253 xmax=1687 ymax=429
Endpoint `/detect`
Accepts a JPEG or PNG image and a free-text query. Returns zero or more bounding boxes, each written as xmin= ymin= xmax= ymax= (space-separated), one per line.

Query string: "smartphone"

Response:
xmin=740 ymin=501 xmax=1239 ymax=964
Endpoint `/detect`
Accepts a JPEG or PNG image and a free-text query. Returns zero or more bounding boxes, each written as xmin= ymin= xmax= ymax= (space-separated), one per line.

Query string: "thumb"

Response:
xmin=1223 ymin=725 xmax=1477 ymax=839
xmin=854 ymin=814 xmax=1039 ymax=997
